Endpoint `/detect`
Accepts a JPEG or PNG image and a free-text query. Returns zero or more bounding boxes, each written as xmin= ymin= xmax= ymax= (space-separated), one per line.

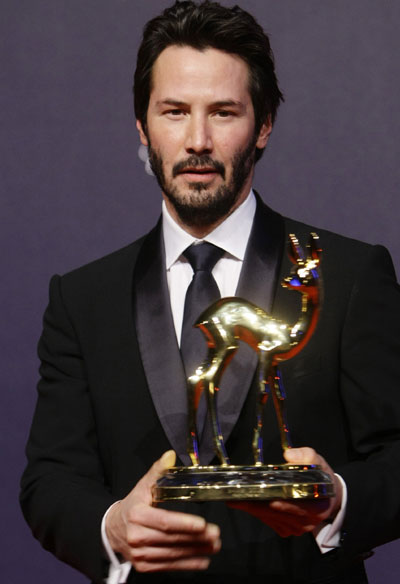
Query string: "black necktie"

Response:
xmin=180 ymin=242 xmax=225 ymax=378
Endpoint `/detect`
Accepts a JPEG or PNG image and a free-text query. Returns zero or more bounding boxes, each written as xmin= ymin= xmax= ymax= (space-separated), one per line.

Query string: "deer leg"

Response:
xmin=187 ymin=373 xmax=202 ymax=466
xmin=187 ymin=347 xmax=217 ymax=467
xmin=187 ymin=343 xmax=237 ymax=466
xmin=271 ymin=368 xmax=292 ymax=452
xmin=205 ymin=344 xmax=238 ymax=466
xmin=252 ymin=351 xmax=271 ymax=465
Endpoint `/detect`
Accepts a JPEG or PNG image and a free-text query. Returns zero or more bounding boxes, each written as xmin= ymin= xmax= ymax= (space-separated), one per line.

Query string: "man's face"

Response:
xmin=137 ymin=45 xmax=271 ymax=233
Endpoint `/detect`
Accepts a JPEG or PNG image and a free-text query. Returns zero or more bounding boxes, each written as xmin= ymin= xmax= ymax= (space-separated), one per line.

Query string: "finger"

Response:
xmin=284 ymin=448 xmax=342 ymax=519
xmin=284 ymin=447 xmax=335 ymax=483
xmin=130 ymin=540 xmax=221 ymax=563
xmin=269 ymin=498 xmax=330 ymax=517
xmin=128 ymin=504 xmax=214 ymax=534
xmin=284 ymin=446 xmax=320 ymax=466
xmin=133 ymin=556 xmax=211 ymax=573
xmin=135 ymin=451 xmax=177 ymax=501
xmin=271 ymin=520 xmax=316 ymax=537
xmin=151 ymin=450 xmax=177 ymax=477
xmin=228 ymin=501 xmax=320 ymax=535
xmin=127 ymin=521 xmax=220 ymax=547
xmin=228 ymin=500 xmax=302 ymax=522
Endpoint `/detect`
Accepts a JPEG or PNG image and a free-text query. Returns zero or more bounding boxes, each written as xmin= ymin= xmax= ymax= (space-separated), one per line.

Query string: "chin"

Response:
xmin=165 ymin=185 xmax=241 ymax=228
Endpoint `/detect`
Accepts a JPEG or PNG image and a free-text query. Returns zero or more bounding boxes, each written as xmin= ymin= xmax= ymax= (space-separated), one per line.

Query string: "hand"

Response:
xmin=228 ymin=447 xmax=343 ymax=537
xmin=105 ymin=451 xmax=221 ymax=572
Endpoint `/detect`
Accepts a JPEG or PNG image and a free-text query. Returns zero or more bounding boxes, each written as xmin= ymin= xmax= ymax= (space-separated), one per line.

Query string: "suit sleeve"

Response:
xmin=20 ymin=275 xmax=117 ymax=583
xmin=337 ymin=245 xmax=400 ymax=554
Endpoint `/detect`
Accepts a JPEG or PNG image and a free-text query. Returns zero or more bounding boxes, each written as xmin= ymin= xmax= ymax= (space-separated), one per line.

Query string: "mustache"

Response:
xmin=172 ymin=155 xmax=226 ymax=179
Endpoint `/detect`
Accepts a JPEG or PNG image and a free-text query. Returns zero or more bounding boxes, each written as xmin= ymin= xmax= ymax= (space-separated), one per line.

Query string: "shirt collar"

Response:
xmin=162 ymin=189 xmax=256 ymax=270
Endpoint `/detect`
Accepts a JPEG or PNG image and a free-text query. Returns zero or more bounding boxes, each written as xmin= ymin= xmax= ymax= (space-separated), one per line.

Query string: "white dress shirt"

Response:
xmin=102 ymin=190 xmax=346 ymax=583
xmin=163 ymin=189 xmax=256 ymax=344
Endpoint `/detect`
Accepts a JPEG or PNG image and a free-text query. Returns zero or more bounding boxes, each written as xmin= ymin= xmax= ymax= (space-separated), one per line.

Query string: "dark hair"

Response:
xmin=134 ymin=1 xmax=284 ymax=161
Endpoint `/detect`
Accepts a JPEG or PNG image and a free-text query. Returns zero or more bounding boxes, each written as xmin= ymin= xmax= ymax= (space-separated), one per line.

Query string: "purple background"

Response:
xmin=2 ymin=1 xmax=399 ymax=582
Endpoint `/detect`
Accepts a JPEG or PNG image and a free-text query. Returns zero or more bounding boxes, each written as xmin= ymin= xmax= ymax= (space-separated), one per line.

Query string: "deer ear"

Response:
xmin=308 ymin=233 xmax=322 ymax=263
xmin=287 ymin=233 xmax=303 ymax=264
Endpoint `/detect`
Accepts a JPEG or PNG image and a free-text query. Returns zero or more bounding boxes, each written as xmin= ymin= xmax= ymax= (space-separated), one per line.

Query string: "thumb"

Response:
xmin=132 ymin=451 xmax=176 ymax=505
xmin=284 ymin=446 xmax=319 ymax=465
xmin=142 ymin=450 xmax=176 ymax=487
xmin=154 ymin=450 xmax=177 ymax=475
xmin=284 ymin=447 xmax=335 ymax=481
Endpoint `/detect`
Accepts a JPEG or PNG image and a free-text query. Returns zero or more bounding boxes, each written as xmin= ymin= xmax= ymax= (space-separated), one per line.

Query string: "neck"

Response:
xmin=285 ymin=292 xmax=320 ymax=360
xmin=163 ymin=202 xmax=223 ymax=238
xmin=162 ymin=188 xmax=251 ymax=239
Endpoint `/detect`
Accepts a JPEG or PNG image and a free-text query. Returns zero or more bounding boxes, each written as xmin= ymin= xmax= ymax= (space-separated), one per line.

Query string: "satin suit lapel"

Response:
xmin=133 ymin=198 xmax=286 ymax=466
xmin=133 ymin=219 xmax=193 ymax=465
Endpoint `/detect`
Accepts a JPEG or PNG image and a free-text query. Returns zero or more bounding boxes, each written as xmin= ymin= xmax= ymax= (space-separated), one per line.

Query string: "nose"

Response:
xmin=184 ymin=113 xmax=213 ymax=154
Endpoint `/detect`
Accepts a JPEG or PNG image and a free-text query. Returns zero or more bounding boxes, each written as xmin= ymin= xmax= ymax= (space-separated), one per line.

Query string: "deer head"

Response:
xmin=282 ymin=233 xmax=321 ymax=302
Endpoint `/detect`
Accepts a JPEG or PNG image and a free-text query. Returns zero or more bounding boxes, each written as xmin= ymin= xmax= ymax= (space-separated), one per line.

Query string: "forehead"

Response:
xmin=149 ymin=45 xmax=252 ymax=104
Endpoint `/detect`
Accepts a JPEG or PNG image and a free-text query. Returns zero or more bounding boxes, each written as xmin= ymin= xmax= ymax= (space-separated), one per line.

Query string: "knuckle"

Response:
xmin=158 ymin=515 xmax=171 ymax=532
xmin=126 ymin=527 xmax=145 ymax=547
xmin=134 ymin=560 xmax=151 ymax=573
xmin=126 ymin=533 xmax=138 ymax=547
xmin=126 ymin=508 xmax=139 ymax=523
xmin=166 ymin=532 xmax=181 ymax=544
xmin=127 ymin=505 xmax=146 ymax=526
xmin=128 ymin=531 xmax=147 ymax=547
xmin=130 ymin=547 xmax=146 ymax=561
xmin=165 ymin=547 xmax=181 ymax=559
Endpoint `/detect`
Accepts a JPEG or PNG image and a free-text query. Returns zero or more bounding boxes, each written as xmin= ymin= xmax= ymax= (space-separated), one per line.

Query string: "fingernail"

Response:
xmin=213 ymin=538 xmax=221 ymax=552
xmin=207 ymin=524 xmax=220 ymax=538
xmin=198 ymin=558 xmax=210 ymax=569
xmin=160 ymin=450 xmax=176 ymax=467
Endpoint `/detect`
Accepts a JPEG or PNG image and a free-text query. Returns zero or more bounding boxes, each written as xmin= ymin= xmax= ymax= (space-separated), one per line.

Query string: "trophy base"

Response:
xmin=153 ymin=464 xmax=335 ymax=502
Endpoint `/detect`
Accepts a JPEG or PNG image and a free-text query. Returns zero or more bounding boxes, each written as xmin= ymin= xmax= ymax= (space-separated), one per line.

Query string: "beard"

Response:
xmin=148 ymin=137 xmax=257 ymax=229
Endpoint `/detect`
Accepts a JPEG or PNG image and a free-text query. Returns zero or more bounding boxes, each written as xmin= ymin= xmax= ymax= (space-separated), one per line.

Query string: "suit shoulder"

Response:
xmin=50 ymin=235 xmax=150 ymax=308
xmin=283 ymin=216 xmax=380 ymax=254
xmin=62 ymin=235 xmax=145 ymax=281
xmin=282 ymin=215 xmax=397 ymax=280
xmin=256 ymin=195 xmax=382 ymax=259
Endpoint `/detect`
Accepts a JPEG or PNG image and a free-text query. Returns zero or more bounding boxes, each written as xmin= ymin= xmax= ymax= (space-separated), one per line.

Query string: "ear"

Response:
xmin=255 ymin=115 xmax=272 ymax=149
xmin=136 ymin=119 xmax=149 ymax=147
xmin=287 ymin=233 xmax=304 ymax=264
xmin=308 ymin=233 xmax=322 ymax=263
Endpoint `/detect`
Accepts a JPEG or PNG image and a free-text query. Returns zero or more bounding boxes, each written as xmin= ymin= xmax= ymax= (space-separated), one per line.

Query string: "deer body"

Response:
xmin=186 ymin=233 xmax=322 ymax=467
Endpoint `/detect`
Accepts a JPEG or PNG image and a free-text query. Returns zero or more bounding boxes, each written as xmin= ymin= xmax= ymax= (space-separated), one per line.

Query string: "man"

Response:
xmin=20 ymin=2 xmax=400 ymax=583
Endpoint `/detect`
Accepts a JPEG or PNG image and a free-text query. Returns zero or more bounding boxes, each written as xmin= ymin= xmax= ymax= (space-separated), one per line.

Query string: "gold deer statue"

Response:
xmin=186 ymin=232 xmax=322 ymax=467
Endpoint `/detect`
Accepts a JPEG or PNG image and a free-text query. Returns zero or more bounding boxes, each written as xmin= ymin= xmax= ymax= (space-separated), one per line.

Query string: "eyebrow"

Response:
xmin=155 ymin=98 xmax=245 ymax=109
xmin=210 ymin=100 xmax=245 ymax=109
xmin=155 ymin=99 xmax=187 ymax=108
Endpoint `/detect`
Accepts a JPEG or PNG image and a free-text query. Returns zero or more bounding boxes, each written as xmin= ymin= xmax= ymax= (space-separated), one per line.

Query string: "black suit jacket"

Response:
xmin=21 ymin=198 xmax=400 ymax=583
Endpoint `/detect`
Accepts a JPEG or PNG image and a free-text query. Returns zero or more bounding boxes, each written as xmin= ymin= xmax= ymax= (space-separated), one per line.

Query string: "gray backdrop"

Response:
xmin=2 ymin=1 xmax=399 ymax=582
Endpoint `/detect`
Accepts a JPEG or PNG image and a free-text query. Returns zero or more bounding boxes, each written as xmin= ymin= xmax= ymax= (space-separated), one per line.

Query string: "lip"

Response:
xmin=178 ymin=168 xmax=220 ymax=182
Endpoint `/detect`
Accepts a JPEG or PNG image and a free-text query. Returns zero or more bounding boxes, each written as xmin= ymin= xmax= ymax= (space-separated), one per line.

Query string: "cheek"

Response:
xmin=149 ymin=119 xmax=186 ymax=146
xmin=216 ymin=127 xmax=255 ymax=158
xmin=151 ymin=132 xmax=185 ymax=164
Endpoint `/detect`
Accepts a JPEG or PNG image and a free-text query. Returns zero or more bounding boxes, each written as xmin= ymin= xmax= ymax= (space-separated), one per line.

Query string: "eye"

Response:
xmin=164 ymin=109 xmax=186 ymax=118
xmin=215 ymin=110 xmax=234 ymax=118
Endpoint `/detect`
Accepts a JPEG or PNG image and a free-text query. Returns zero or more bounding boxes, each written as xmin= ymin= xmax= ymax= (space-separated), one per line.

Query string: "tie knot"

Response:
xmin=183 ymin=242 xmax=224 ymax=273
